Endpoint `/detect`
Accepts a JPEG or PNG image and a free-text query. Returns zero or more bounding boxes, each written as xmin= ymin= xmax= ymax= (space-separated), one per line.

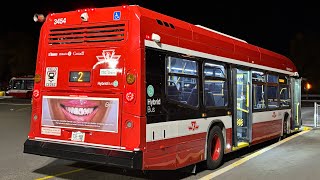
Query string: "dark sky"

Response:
xmin=2 ymin=1 xmax=318 ymax=56
xmin=0 ymin=1 xmax=319 ymax=89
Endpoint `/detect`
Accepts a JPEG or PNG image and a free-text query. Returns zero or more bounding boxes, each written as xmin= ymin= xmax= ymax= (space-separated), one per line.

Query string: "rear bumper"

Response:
xmin=24 ymin=139 xmax=142 ymax=169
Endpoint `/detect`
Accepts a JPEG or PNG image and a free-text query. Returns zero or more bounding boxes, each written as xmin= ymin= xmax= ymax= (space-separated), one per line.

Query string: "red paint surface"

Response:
xmin=252 ymin=119 xmax=282 ymax=144
xmin=27 ymin=5 xmax=297 ymax=170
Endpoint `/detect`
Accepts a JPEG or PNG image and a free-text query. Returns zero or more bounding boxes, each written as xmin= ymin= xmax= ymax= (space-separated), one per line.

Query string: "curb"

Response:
xmin=302 ymin=126 xmax=313 ymax=131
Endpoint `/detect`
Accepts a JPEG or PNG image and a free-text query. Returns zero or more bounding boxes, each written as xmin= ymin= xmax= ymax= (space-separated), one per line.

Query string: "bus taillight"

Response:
xmin=126 ymin=73 xmax=136 ymax=84
xmin=34 ymin=74 xmax=41 ymax=83
xmin=33 ymin=89 xmax=40 ymax=98
xmin=126 ymin=92 xmax=135 ymax=102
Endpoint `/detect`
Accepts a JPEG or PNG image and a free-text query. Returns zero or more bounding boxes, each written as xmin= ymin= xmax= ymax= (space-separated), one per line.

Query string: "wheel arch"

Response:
xmin=205 ymin=119 xmax=226 ymax=160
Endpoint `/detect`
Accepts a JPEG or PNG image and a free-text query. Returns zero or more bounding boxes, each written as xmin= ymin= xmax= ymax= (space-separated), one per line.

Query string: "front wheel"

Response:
xmin=205 ymin=126 xmax=224 ymax=170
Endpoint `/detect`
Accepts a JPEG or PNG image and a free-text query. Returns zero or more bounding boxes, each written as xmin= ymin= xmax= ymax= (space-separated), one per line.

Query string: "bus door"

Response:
xmin=233 ymin=68 xmax=252 ymax=148
xmin=291 ymin=77 xmax=302 ymax=129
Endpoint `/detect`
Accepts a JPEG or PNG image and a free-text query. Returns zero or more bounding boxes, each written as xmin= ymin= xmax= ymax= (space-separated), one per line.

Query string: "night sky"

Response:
xmin=1 ymin=1 xmax=319 ymax=92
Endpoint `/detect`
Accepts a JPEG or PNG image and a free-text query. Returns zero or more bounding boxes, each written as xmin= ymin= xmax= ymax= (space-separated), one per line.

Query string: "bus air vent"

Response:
xmin=48 ymin=23 xmax=126 ymax=45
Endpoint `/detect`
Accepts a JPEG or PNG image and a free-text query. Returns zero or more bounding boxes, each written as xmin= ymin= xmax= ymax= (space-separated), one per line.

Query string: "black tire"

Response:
xmin=282 ymin=113 xmax=289 ymax=139
xmin=205 ymin=126 xmax=224 ymax=170
xmin=26 ymin=91 xmax=32 ymax=99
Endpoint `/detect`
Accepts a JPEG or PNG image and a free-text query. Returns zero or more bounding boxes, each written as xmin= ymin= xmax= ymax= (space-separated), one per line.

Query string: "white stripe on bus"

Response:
xmin=145 ymin=40 xmax=296 ymax=76
xmin=146 ymin=115 xmax=232 ymax=142
xmin=146 ymin=109 xmax=291 ymax=143
xmin=252 ymin=109 xmax=291 ymax=123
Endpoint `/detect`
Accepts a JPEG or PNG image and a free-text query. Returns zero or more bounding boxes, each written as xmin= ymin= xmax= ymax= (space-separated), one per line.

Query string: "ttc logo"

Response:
xmin=188 ymin=121 xmax=199 ymax=131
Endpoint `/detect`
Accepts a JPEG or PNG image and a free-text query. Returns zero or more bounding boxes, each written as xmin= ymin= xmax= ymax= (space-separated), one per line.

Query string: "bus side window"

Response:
xmin=267 ymin=74 xmax=279 ymax=108
xmin=26 ymin=80 xmax=34 ymax=90
xmin=13 ymin=80 xmax=23 ymax=89
xmin=279 ymin=76 xmax=290 ymax=107
xmin=252 ymin=70 xmax=266 ymax=110
xmin=166 ymin=56 xmax=199 ymax=107
xmin=203 ymin=62 xmax=228 ymax=107
xmin=187 ymin=86 xmax=198 ymax=106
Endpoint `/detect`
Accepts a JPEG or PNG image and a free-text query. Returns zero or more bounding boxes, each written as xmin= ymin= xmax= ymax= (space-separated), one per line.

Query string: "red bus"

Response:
xmin=24 ymin=5 xmax=302 ymax=172
xmin=6 ymin=76 xmax=34 ymax=98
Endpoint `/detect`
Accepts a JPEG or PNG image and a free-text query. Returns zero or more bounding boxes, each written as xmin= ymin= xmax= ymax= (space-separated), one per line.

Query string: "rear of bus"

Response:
xmin=24 ymin=5 xmax=146 ymax=169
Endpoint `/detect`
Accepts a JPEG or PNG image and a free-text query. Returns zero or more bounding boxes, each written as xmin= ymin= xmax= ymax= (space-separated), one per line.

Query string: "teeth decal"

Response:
xmin=65 ymin=107 xmax=94 ymax=116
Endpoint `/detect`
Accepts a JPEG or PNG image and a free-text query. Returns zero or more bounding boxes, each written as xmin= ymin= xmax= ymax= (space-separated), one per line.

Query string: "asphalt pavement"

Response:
xmin=0 ymin=99 xmax=319 ymax=180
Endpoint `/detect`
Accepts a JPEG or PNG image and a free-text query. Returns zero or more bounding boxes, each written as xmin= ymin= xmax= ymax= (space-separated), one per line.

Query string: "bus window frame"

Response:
xmin=251 ymin=69 xmax=267 ymax=112
xmin=202 ymin=59 xmax=229 ymax=110
xmin=265 ymin=72 xmax=280 ymax=110
xmin=165 ymin=54 xmax=200 ymax=109
xmin=279 ymin=74 xmax=291 ymax=109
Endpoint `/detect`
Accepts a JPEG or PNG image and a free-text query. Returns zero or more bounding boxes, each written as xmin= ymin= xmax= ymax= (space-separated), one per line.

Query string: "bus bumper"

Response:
xmin=23 ymin=139 xmax=142 ymax=169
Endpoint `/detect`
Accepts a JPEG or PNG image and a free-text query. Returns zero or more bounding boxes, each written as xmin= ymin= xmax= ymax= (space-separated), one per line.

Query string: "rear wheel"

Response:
xmin=26 ymin=91 xmax=32 ymax=99
xmin=282 ymin=113 xmax=289 ymax=139
xmin=205 ymin=126 xmax=224 ymax=170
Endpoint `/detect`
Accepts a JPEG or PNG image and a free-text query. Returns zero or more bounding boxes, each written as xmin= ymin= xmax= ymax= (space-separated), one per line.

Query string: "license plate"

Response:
xmin=71 ymin=131 xmax=85 ymax=142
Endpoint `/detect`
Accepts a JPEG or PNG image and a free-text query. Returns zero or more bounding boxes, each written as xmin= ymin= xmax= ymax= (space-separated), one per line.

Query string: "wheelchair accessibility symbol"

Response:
xmin=113 ymin=11 xmax=121 ymax=20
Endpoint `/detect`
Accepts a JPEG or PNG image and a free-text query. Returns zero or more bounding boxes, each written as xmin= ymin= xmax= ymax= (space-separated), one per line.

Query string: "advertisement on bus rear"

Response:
xmin=41 ymin=96 xmax=119 ymax=132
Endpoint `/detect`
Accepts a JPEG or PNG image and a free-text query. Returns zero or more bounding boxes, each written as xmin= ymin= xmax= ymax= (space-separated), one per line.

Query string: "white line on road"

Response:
xmin=199 ymin=130 xmax=311 ymax=180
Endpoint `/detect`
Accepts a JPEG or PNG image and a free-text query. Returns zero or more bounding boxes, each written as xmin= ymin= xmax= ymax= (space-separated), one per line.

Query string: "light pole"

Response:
xmin=305 ymin=82 xmax=312 ymax=100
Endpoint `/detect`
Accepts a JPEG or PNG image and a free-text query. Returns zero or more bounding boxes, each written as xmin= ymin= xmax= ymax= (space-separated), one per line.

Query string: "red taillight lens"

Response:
xmin=126 ymin=92 xmax=135 ymax=102
xmin=34 ymin=74 xmax=41 ymax=83
xmin=33 ymin=89 xmax=40 ymax=98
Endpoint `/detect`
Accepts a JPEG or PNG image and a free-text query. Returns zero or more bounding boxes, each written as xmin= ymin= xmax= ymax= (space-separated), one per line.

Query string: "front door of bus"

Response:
xmin=291 ymin=77 xmax=302 ymax=129
xmin=234 ymin=68 xmax=251 ymax=146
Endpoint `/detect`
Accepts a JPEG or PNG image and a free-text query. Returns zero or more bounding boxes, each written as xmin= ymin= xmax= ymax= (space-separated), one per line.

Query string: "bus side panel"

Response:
xmin=175 ymin=133 xmax=205 ymax=169
xmin=251 ymin=110 xmax=289 ymax=144
xmin=143 ymin=141 xmax=177 ymax=170
xmin=120 ymin=113 xmax=146 ymax=150
xmin=143 ymin=133 xmax=206 ymax=170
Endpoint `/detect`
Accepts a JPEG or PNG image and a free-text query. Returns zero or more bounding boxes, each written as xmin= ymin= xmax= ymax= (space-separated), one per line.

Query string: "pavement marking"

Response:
xmin=15 ymin=106 xmax=32 ymax=111
xmin=199 ymin=129 xmax=312 ymax=180
xmin=0 ymin=103 xmax=31 ymax=106
xmin=302 ymin=126 xmax=313 ymax=130
xmin=35 ymin=165 xmax=99 ymax=180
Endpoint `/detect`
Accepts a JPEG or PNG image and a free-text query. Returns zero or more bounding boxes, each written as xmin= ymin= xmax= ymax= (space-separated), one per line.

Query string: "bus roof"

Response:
xmin=133 ymin=5 xmax=297 ymax=74
xmin=41 ymin=5 xmax=297 ymax=75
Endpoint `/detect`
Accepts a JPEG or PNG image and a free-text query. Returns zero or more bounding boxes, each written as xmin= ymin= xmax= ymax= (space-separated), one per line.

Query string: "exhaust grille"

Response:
xmin=48 ymin=23 xmax=126 ymax=45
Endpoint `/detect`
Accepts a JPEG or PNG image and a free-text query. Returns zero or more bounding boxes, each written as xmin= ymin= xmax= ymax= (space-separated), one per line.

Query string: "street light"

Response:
xmin=305 ymin=82 xmax=312 ymax=100
xmin=306 ymin=82 xmax=312 ymax=90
